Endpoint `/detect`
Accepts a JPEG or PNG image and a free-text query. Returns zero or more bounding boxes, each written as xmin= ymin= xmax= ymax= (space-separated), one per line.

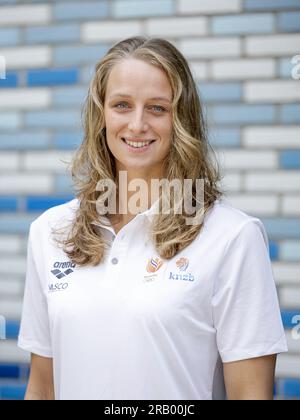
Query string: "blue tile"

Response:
xmin=27 ymin=69 xmax=78 ymax=87
xmin=0 ymin=28 xmax=20 ymax=47
xmin=281 ymin=105 xmax=300 ymax=124
xmin=55 ymin=175 xmax=75 ymax=193
xmin=280 ymin=241 xmax=300 ymax=262
xmin=0 ymin=132 xmax=49 ymax=150
xmin=262 ymin=218 xmax=300 ymax=239
xmin=53 ymin=87 xmax=87 ymax=107
xmin=212 ymin=14 xmax=274 ymax=35
xmin=5 ymin=320 xmax=19 ymax=340
xmin=0 ymin=72 xmax=18 ymax=88
xmin=278 ymin=12 xmax=300 ymax=32
xmin=279 ymin=58 xmax=294 ymax=79
xmin=0 ymin=382 xmax=27 ymax=400
xmin=212 ymin=105 xmax=276 ymax=125
xmin=0 ymin=365 xmax=19 ymax=380
xmin=278 ymin=379 xmax=300 ymax=398
xmin=281 ymin=310 xmax=300 ymax=329
xmin=25 ymin=24 xmax=80 ymax=44
xmin=0 ymin=113 xmax=21 ymax=130
xmin=53 ymin=131 xmax=83 ymax=149
xmin=209 ymin=128 xmax=241 ymax=148
xmin=0 ymin=197 xmax=18 ymax=212
xmin=113 ymin=0 xmax=173 ymax=18
xmin=25 ymin=110 xmax=80 ymax=129
xmin=245 ymin=0 xmax=300 ymax=10
xmin=280 ymin=151 xmax=300 ymax=169
xmin=269 ymin=241 xmax=279 ymax=260
xmin=0 ymin=215 xmax=37 ymax=234
xmin=26 ymin=195 xmax=75 ymax=212
xmin=198 ymin=83 xmax=242 ymax=102
xmin=54 ymin=45 xmax=107 ymax=66
xmin=54 ymin=1 xmax=109 ymax=20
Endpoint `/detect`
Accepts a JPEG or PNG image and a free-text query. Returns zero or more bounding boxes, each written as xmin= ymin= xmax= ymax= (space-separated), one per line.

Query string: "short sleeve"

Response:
xmin=17 ymin=223 xmax=53 ymax=358
xmin=212 ymin=219 xmax=288 ymax=363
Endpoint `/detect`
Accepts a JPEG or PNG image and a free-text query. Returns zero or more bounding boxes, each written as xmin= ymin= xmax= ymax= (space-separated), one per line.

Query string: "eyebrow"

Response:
xmin=109 ymin=93 xmax=172 ymax=103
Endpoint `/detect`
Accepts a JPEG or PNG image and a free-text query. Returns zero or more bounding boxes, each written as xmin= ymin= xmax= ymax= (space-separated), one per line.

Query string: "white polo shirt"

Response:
xmin=18 ymin=197 xmax=288 ymax=400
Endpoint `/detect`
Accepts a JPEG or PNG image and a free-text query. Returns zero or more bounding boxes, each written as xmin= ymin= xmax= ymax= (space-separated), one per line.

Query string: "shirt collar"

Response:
xmin=91 ymin=197 xmax=160 ymax=229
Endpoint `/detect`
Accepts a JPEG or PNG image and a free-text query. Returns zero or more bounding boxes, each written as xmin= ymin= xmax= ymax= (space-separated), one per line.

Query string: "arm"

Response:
xmin=25 ymin=354 xmax=55 ymax=400
xmin=223 ymin=354 xmax=277 ymax=400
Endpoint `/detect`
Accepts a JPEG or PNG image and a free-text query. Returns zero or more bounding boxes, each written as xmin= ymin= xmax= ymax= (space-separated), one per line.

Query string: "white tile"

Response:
xmin=190 ymin=62 xmax=208 ymax=80
xmin=273 ymin=263 xmax=300 ymax=286
xmin=0 ymin=88 xmax=51 ymax=110
xmin=244 ymin=81 xmax=300 ymax=103
xmin=282 ymin=196 xmax=300 ymax=216
xmin=217 ymin=149 xmax=278 ymax=169
xmin=0 ymin=278 xmax=23 ymax=296
xmin=220 ymin=172 xmax=242 ymax=192
xmin=0 ymin=236 xmax=22 ymax=253
xmin=178 ymin=0 xmax=241 ymax=14
xmin=244 ymin=126 xmax=300 ymax=149
xmin=23 ymin=151 xmax=74 ymax=173
xmin=81 ymin=20 xmax=142 ymax=42
xmin=246 ymin=171 xmax=300 ymax=192
xmin=0 ymin=257 xmax=26 ymax=276
xmin=246 ymin=34 xmax=300 ymax=57
xmin=0 ymin=46 xmax=51 ymax=70
xmin=276 ymin=354 xmax=300 ymax=378
xmin=0 ymin=152 xmax=19 ymax=171
xmin=0 ymin=4 xmax=51 ymax=26
xmin=180 ymin=37 xmax=241 ymax=58
xmin=212 ymin=59 xmax=275 ymax=80
xmin=0 ymin=298 xmax=23 ymax=319
xmin=146 ymin=17 xmax=207 ymax=37
xmin=285 ymin=330 xmax=300 ymax=354
xmin=280 ymin=287 xmax=300 ymax=309
xmin=0 ymin=340 xmax=30 ymax=364
xmin=0 ymin=173 xmax=53 ymax=194
xmin=225 ymin=194 xmax=278 ymax=216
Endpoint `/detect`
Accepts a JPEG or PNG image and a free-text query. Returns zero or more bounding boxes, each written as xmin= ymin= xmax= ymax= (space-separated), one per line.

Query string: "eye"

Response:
xmin=151 ymin=105 xmax=166 ymax=113
xmin=114 ymin=102 xmax=167 ymax=113
xmin=115 ymin=102 xmax=128 ymax=109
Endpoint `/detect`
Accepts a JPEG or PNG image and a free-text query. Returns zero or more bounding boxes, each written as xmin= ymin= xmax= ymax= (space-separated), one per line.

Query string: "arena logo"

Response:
xmin=48 ymin=261 xmax=76 ymax=293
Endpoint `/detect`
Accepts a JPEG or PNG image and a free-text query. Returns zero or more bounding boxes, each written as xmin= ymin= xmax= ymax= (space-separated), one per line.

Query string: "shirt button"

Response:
xmin=111 ymin=257 xmax=118 ymax=265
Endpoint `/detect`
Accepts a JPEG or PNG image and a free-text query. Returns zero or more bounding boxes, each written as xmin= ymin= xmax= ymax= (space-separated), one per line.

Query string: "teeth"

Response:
xmin=124 ymin=139 xmax=152 ymax=148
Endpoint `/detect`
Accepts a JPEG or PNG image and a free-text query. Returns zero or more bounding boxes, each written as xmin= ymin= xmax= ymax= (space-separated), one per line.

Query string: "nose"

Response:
xmin=128 ymin=108 xmax=149 ymax=133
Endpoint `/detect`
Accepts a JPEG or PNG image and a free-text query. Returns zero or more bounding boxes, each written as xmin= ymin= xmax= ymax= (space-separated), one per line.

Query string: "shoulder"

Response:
xmin=30 ymin=198 xmax=80 ymax=236
xmin=202 ymin=198 xmax=268 ymax=247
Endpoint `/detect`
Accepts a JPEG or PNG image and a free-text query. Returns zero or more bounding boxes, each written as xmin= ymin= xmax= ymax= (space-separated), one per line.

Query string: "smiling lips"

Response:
xmin=122 ymin=138 xmax=155 ymax=149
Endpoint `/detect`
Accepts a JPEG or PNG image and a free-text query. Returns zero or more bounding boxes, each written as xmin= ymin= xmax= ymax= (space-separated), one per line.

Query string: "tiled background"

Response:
xmin=0 ymin=0 xmax=300 ymax=400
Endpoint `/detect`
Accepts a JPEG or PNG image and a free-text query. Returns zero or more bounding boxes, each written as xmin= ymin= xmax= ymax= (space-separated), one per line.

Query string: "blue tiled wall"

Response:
xmin=0 ymin=0 xmax=299 ymax=401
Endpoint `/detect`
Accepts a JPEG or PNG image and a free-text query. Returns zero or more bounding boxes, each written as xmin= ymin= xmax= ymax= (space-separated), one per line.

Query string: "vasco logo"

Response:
xmin=48 ymin=261 xmax=76 ymax=293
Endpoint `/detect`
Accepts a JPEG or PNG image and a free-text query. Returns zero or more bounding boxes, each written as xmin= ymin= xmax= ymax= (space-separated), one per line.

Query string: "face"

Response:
xmin=104 ymin=58 xmax=173 ymax=179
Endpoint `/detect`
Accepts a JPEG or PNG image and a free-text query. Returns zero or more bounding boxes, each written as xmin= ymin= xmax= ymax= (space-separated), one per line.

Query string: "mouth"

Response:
xmin=121 ymin=138 xmax=156 ymax=151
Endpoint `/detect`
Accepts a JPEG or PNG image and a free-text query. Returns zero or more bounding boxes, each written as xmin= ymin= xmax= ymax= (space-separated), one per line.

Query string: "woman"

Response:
xmin=18 ymin=37 xmax=287 ymax=400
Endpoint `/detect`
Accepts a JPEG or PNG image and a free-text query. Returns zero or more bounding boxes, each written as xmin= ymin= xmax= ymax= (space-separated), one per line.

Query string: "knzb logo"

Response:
xmin=49 ymin=261 xmax=76 ymax=292
xmin=169 ymin=257 xmax=195 ymax=282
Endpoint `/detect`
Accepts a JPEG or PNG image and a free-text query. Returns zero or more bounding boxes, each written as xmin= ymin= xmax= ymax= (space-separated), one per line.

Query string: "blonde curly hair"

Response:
xmin=53 ymin=36 xmax=222 ymax=267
